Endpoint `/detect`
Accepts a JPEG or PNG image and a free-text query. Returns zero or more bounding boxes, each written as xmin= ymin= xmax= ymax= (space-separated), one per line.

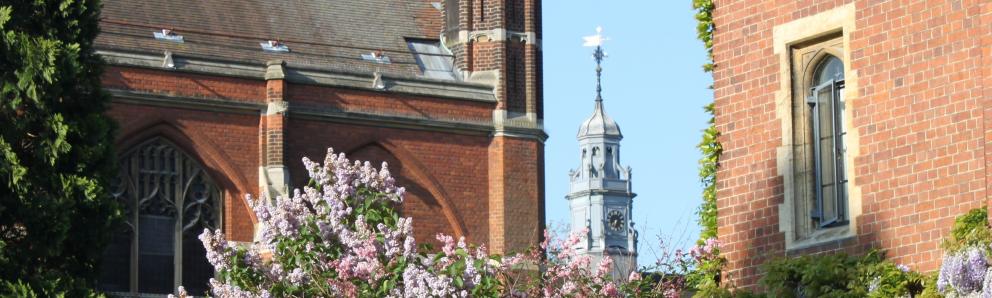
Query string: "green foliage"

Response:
xmin=0 ymin=0 xmax=119 ymax=295
xmin=918 ymin=272 xmax=942 ymax=298
xmin=696 ymin=103 xmax=721 ymax=242
xmin=692 ymin=0 xmax=715 ymax=72
xmin=691 ymin=0 xmax=724 ymax=293
xmin=761 ymin=251 xmax=924 ymax=298
xmin=1 ymin=278 xmax=104 ymax=298
xmin=942 ymin=208 xmax=991 ymax=252
xmin=694 ymin=286 xmax=763 ymax=298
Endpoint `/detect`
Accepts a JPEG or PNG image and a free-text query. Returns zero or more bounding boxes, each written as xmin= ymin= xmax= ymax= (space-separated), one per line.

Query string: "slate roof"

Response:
xmin=96 ymin=0 xmax=446 ymax=77
xmin=577 ymin=100 xmax=623 ymax=139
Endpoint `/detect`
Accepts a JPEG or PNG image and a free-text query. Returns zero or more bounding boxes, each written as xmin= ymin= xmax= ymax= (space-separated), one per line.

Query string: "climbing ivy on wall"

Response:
xmin=692 ymin=0 xmax=719 ymax=250
xmin=693 ymin=0 xmax=715 ymax=73
xmin=689 ymin=0 xmax=724 ymax=293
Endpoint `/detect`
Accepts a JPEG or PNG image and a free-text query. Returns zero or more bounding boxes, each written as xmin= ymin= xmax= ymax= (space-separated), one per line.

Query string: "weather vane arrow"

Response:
xmin=583 ymin=26 xmax=608 ymax=46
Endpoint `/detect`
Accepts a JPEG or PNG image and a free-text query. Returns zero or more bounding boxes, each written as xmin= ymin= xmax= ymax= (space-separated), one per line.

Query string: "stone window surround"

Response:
xmin=102 ymin=137 xmax=224 ymax=295
xmin=772 ymin=3 xmax=862 ymax=251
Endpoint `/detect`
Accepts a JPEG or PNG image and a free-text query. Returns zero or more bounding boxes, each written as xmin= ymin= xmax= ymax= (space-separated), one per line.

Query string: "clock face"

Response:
xmin=607 ymin=210 xmax=625 ymax=232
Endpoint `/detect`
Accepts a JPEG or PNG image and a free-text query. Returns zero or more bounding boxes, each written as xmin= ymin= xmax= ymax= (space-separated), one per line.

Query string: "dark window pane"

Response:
xmin=97 ymin=232 xmax=131 ymax=292
xmin=815 ymin=56 xmax=844 ymax=85
xmin=833 ymin=86 xmax=848 ymax=196
xmin=821 ymin=185 xmax=838 ymax=225
xmin=182 ymin=234 xmax=213 ymax=295
xmin=139 ymin=215 xmax=174 ymax=294
xmin=817 ymin=87 xmax=834 ymax=138
xmin=819 ymin=138 xmax=836 ymax=185
xmin=138 ymin=254 xmax=174 ymax=294
xmin=139 ymin=215 xmax=174 ymax=255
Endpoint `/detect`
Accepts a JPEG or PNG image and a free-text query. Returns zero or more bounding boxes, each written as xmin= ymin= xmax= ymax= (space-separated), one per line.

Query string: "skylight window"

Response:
xmin=406 ymin=39 xmax=456 ymax=81
xmin=260 ymin=40 xmax=289 ymax=52
xmin=361 ymin=51 xmax=392 ymax=64
xmin=153 ymin=29 xmax=184 ymax=43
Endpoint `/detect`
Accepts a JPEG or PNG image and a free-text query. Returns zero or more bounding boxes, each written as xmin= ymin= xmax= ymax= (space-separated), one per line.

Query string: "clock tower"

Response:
xmin=567 ymin=27 xmax=637 ymax=280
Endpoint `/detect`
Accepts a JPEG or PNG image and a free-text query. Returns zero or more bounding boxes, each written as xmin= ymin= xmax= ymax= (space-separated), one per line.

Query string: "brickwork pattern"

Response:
xmin=285 ymin=119 xmax=492 ymax=246
xmin=103 ymin=66 xmax=266 ymax=102
xmin=265 ymin=78 xmax=286 ymax=166
xmin=99 ymin=0 xmax=545 ymax=256
xmin=107 ymin=103 xmax=260 ymax=242
xmin=488 ymin=136 xmax=544 ymax=254
xmin=286 ymin=84 xmax=494 ymax=123
xmin=445 ymin=0 xmax=541 ymax=115
xmin=712 ymin=0 xmax=992 ymax=289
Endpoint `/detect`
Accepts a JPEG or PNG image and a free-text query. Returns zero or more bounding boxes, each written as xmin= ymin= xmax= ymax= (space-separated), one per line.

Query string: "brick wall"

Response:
xmin=103 ymin=66 xmax=266 ymax=102
xmin=487 ymin=136 xmax=545 ymax=253
xmin=287 ymin=84 xmax=494 ymax=123
xmin=107 ymin=102 xmax=260 ymax=242
xmin=100 ymin=0 xmax=544 ymax=255
xmin=446 ymin=0 xmax=542 ymax=116
xmin=285 ymin=118 xmax=493 ymax=246
xmin=102 ymin=65 xmax=543 ymax=253
xmin=712 ymin=0 xmax=992 ymax=289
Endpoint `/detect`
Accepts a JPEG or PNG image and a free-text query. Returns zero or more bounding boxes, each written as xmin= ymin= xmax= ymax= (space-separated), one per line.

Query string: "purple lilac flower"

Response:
xmin=938 ymin=247 xmax=990 ymax=295
xmin=963 ymin=247 xmax=989 ymax=293
xmin=897 ymin=264 xmax=910 ymax=273
xmin=287 ymin=268 xmax=306 ymax=285
xmin=200 ymin=147 xmax=630 ymax=297
xmin=939 ymin=254 xmax=952 ymax=292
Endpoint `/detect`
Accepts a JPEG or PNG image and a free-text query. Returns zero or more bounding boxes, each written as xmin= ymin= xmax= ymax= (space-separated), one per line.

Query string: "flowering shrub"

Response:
xmin=762 ymin=250 xmax=925 ymax=298
xmin=935 ymin=208 xmax=992 ymax=297
xmin=618 ymin=237 xmax=722 ymax=297
xmin=196 ymin=148 xmax=506 ymax=297
xmin=170 ymin=148 xmax=730 ymax=297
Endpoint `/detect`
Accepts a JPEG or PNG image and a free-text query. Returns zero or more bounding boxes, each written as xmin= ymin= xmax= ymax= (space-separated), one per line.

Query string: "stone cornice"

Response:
xmin=286 ymin=101 xmax=495 ymax=136
xmin=445 ymin=29 xmax=542 ymax=49
xmin=108 ymin=88 xmax=265 ymax=115
xmin=97 ymin=49 xmax=497 ymax=103
xmin=564 ymin=189 xmax=637 ymax=199
xmin=107 ymin=89 xmax=546 ymax=140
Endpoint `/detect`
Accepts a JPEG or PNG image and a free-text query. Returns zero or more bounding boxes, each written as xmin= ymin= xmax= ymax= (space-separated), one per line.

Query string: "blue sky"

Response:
xmin=542 ymin=1 xmax=713 ymax=267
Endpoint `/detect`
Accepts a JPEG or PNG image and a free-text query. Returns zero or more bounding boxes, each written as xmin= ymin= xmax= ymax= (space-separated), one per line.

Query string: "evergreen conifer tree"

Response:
xmin=0 ymin=0 xmax=119 ymax=295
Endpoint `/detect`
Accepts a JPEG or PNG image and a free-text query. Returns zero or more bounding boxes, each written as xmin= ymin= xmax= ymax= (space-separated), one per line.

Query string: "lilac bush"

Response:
xmin=176 ymin=148 xmax=719 ymax=297
xmin=529 ymin=228 xmax=620 ymax=297
xmin=194 ymin=148 xmax=507 ymax=297
xmin=938 ymin=245 xmax=992 ymax=296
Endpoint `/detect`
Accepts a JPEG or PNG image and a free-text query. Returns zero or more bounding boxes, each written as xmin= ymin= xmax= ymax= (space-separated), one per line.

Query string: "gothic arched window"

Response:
xmin=806 ymin=55 xmax=847 ymax=228
xmin=98 ymin=138 xmax=221 ymax=296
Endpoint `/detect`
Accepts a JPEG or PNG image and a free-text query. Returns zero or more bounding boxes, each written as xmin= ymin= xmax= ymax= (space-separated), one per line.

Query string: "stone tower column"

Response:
xmin=260 ymin=60 xmax=290 ymax=200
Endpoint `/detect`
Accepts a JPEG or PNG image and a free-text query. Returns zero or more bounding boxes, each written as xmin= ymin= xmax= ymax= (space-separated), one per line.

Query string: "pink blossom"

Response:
xmin=628 ymin=271 xmax=642 ymax=282
xmin=601 ymin=282 xmax=618 ymax=297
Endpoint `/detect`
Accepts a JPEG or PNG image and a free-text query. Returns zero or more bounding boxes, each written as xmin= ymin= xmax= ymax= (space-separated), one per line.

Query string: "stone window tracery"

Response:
xmin=98 ymin=138 xmax=221 ymax=296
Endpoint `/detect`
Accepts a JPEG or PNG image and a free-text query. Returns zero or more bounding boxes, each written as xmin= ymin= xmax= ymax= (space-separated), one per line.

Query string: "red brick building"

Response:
xmin=711 ymin=0 xmax=991 ymax=289
xmin=93 ymin=0 xmax=544 ymax=295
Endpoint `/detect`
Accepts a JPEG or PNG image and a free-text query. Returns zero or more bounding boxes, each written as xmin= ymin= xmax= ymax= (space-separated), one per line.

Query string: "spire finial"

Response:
xmin=583 ymin=26 xmax=608 ymax=102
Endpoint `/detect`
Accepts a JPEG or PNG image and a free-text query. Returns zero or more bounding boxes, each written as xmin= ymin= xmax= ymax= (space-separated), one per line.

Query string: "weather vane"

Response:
xmin=583 ymin=26 xmax=608 ymax=102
